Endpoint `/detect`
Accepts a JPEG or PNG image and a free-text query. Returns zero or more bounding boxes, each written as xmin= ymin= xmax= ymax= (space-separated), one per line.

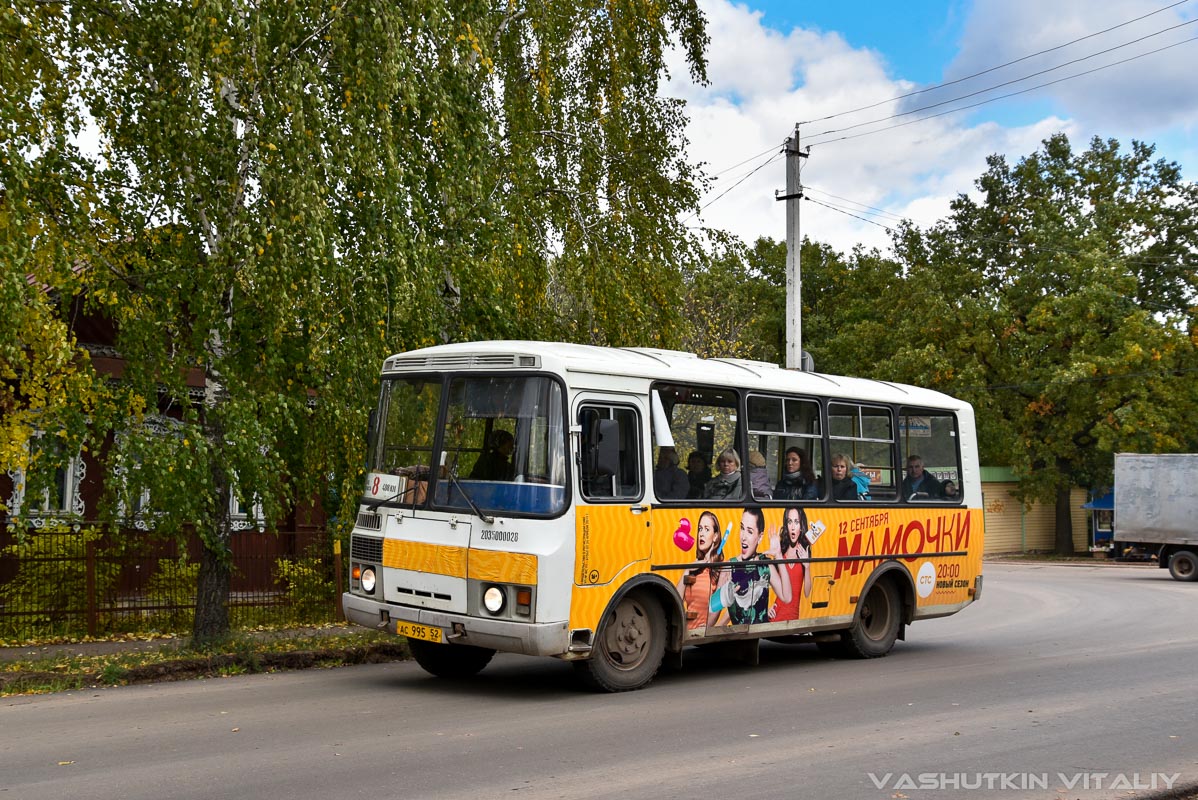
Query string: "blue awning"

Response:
xmin=1082 ymin=491 xmax=1114 ymax=510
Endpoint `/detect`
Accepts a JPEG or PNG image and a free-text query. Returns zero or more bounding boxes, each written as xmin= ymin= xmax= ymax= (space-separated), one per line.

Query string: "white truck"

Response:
xmin=1113 ymin=453 xmax=1198 ymax=582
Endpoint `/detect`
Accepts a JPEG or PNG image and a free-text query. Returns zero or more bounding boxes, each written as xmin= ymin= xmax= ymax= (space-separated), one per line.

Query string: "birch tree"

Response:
xmin=2 ymin=0 xmax=709 ymax=642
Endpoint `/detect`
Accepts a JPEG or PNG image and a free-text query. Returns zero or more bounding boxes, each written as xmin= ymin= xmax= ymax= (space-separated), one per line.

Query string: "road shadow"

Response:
xmin=349 ymin=635 xmax=937 ymax=699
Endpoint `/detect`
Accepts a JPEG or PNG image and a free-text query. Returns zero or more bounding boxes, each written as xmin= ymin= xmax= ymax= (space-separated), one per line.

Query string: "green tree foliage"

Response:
xmin=681 ymin=232 xmax=899 ymax=377
xmin=891 ymin=135 xmax=1198 ymax=552
xmin=680 ymin=234 xmax=855 ymax=365
xmin=2 ymin=0 xmax=709 ymax=642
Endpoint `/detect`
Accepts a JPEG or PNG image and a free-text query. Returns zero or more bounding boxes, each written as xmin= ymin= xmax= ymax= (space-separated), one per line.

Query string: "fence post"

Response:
xmin=85 ymin=538 xmax=98 ymax=638
xmin=333 ymin=539 xmax=344 ymax=622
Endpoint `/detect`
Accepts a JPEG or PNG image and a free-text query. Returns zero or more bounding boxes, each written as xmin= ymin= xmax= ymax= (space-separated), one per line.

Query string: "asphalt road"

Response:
xmin=3 ymin=562 xmax=1196 ymax=800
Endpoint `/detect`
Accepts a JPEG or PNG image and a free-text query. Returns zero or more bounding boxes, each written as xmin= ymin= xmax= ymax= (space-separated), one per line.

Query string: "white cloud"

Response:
xmin=949 ymin=0 xmax=1198 ymax=132
xmin=672 ymin=0 xmax=1196 ymax=256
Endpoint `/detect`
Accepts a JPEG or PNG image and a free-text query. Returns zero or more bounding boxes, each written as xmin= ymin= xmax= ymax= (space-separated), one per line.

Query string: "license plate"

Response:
xmin=396 ymin=622 xmax=443 ymax=643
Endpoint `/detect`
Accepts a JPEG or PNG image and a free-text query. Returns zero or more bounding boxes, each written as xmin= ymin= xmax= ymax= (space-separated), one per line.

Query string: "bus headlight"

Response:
xmin=361 ymin=567 xmax=377 ymax=594
xmin=483 ymin=585 xmax=506 ymax=614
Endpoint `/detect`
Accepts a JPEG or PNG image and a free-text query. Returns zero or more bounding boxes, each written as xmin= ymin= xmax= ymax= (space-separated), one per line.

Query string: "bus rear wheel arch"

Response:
xmin=820 ymin=572 xmax=909 ymax=659
xmin=575 ymin=589 xmax=667 ymax=692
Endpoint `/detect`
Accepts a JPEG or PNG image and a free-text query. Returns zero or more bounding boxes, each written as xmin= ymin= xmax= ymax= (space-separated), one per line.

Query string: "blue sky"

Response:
xmin=671 ymin=0 xmax=1198 ymax=253
xmin=752 ymin=0 xmax=969 ymax=83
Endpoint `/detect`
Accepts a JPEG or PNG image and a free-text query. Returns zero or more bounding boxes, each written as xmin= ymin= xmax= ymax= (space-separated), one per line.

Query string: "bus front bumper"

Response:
xmin=342 ymin=593 xmax=570 ymax=657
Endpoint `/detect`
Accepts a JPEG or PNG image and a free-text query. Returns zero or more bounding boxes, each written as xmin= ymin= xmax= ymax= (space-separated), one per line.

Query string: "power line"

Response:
xmin=803 ymin=185 xmax=911 ymax=224
xmin=802 ymin=34 xmax=1198 ymax=147
xmin=798 ymin=0 xmax=1192 ymax=126
xmin=804 ymin=195 xmax=896 ymax=231
xmin=707 ymin=141 xmax=787 ymax=178
xmin=804 ymin=17 xmax=1198 ymax=142
xmin=804 ymin=194 xmax=1193 ymax=273
xmin=684 ymin=150 xmax=784 ymax=222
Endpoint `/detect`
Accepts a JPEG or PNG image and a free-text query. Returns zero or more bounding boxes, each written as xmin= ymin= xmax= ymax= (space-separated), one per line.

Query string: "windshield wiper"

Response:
xmin=364 ymin=488 xmax=406 ymax=511
xmin=446 ymin=468 xmax=494 ymax=524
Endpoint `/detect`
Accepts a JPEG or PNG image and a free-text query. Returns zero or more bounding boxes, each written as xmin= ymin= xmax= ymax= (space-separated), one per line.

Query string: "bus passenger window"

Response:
xmin=579 ymin=405 xmax=642 ymax=502
xmin=651 ymin=383 xmax=741 ymax=502
xmin=746 ymin=394 xmax=823 ymax=501
xmin=828 ymin=402 xmax=896 ymax=501
xmin=899 ymin=410 xmax=962 ymax=502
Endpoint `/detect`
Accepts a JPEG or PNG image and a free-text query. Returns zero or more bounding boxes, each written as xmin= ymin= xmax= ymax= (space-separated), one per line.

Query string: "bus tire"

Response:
xmin=574 ymin=590 xmax=665 ymax=692
xmin=407 ymin=638 xmax=495 ymax=679
xmin=1168 ymin=550 xmax=1198 ymax=582
xmin=842 ymin=578 xmax=901 ymax=658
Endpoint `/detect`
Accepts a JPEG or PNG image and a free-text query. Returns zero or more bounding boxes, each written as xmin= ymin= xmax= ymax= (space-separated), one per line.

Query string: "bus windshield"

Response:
xmin=367 ymin=374 xmax=567 ymax=517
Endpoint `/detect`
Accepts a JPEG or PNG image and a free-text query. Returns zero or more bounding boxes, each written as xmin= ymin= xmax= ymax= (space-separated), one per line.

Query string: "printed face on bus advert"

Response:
xmin=697 ymin=514 xmax=717 ymax=557
xmin=785 ymin=508 xmax=804 ymax=548
xmin=740 ymin=511 xmax=762 ymax=559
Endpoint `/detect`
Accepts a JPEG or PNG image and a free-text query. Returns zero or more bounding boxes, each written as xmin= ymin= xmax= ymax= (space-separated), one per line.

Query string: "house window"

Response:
xmin=229 ymin=491 xmax=265 ymax=531
xmin=6 ymin=446 xmax=87 ymax=525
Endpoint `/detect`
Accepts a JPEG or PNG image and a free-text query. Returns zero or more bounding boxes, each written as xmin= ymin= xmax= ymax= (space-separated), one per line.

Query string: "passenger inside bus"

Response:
xmin=901 ymin=454 xmax=942 ymax=500
xmin=685 ymin=452 xmax=711 ymax=499
xmin=774 ymin=446 xmax=818 ymax=501
xmin=469 ymin=429 xmax=515 ymax=481
xmin=747 ymin=450 xmax=772 ymax=499
xmin=653 ymin=446 xmax=689 ymax=499
xmin=829 ymin=453 xmax=858 ymax=500
xmin=703 ymin=448 xmax=744 ymax=500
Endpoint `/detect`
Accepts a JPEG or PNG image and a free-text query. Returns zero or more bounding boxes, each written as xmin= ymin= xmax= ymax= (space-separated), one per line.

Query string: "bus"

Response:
xmin=342 ymin=341 xmax=984 ymax=691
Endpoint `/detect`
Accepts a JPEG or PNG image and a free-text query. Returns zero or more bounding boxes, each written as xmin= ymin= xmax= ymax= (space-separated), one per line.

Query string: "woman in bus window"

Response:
xmin=830 ymin=453 xmax=858 ymax=500
xmin=703 ymin=448 xmax=743 ymax=500
xmin=769 ymin=506 xmax=815 ymax=622
xmin=774 ymin=446 xmax=818 ymax=501
xmin=676 ymin=511 xmax=724 ymax=630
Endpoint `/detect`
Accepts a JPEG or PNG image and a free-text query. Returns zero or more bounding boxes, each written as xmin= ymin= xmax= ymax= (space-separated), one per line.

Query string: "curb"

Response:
xmin=0 ymin=640 xmax=409 ymax=693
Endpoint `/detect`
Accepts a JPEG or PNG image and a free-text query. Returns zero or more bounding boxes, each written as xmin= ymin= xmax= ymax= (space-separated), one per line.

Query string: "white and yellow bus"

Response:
xmin=342 ymin=341 xmax=984 ymax=691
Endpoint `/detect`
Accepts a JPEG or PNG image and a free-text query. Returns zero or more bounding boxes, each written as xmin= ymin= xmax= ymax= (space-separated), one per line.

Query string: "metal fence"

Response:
xmin=0 ymin=527 xmax=343 ymax=642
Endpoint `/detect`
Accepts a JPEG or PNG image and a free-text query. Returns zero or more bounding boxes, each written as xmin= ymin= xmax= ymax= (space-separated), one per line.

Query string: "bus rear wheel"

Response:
xmin=407 ymin=638 xmax=495 ymax=679
xmin=575 ymin=591 xmax=665 ymax=692
xmin=1169 ymin=550 xmax=1198 ymax=582
xmin=841 ymin=578 xmax=901 ymax=658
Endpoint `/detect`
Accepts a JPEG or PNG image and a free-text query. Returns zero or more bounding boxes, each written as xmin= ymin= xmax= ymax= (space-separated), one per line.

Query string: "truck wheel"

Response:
xmin=407 ymin=638 xmax=495 ymax=679
xmin=1168 ymin=550 xmax=1198 ymax=582
xmin=575 ymin=591 xmax=665 ymax=692
xmin=841 ymin=579 xmax=901 ymax=658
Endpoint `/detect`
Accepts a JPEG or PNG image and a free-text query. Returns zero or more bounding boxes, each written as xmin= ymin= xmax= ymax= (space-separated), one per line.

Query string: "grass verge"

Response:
xmin=1 ymin=630 xmax=409 ymax=696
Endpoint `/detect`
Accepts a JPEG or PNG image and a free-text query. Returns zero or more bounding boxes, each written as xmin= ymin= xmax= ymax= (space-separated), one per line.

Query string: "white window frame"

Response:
xmin=229 ymin=491 xmax=265 ymax=531
xmin=6 ymin=436 xmax=87 ymax=526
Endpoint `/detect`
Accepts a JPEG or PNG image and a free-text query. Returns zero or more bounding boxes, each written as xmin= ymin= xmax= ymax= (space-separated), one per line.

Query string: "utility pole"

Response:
xmin=776 ymin=124 xmax=808 ymax=370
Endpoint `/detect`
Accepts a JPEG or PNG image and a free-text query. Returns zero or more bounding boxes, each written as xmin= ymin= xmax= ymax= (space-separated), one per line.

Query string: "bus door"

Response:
xmin=574 ymin=398 xmax=651 ymax=586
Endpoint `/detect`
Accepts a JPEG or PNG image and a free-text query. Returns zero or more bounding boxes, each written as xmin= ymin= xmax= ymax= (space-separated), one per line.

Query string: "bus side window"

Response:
xmin=828 ymin=402 xmax=897 ymax=501
xmin=578 ymin=405 xmax=643 ymax=502
xmin=899 ymin=410 xmax=962 ymax=502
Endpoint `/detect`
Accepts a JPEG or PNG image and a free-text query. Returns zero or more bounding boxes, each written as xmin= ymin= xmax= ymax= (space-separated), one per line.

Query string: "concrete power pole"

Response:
xmin=777 ymin=124 xmax=808 ymax=370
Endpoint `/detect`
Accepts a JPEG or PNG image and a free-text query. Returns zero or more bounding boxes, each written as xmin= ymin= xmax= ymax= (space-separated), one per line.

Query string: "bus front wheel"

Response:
xmin=1169 ymin=550 xmax=1198 ymax=582
xmin=407 ymin=638 xmax=495 ymax=679
xmin=842 ymin=578 xmax=901 ymax=658
xmin=575 ymin=591 xmax=666 ymax=692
